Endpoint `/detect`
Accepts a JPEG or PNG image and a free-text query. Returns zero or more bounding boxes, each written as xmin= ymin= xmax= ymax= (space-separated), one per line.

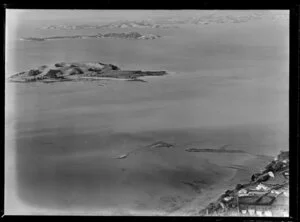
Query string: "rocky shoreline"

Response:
xmin=8 ymin=62 xmax=167 ymax=83
xmin=198 ymin=151 xmax=289 ymax=217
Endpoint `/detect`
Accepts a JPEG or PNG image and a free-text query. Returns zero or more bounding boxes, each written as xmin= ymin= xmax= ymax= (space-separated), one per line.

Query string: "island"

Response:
xmin=20 ymin=32 xmax=161 ymax=42
xmin=98 ymin=20 xmax=178 ymax=29
xmin=40 ymin=21 xmax=178 ymax=30
xmin=37 ymin=12 xmax=287 ymax=33
xmin=8 ymin=62 xmax=168 ymax=83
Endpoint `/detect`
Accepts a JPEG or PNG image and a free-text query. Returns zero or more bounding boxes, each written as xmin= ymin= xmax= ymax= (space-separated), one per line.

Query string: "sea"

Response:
xmin=5 ymin=10 xmax=289 ymax=215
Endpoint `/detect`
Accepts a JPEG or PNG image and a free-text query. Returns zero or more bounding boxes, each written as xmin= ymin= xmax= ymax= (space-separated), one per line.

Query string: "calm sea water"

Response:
xmin=5 ymin=12 xmax=289 ymax=215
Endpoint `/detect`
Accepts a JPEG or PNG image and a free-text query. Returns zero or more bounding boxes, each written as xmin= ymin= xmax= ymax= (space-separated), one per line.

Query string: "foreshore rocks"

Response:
xmin=116 ymin=141 xmax=174 ymax=160
xmin=8 ymin=62 xmax=167 ymax=83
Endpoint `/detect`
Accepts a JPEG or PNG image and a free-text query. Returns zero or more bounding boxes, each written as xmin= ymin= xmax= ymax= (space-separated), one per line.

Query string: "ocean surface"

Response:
xmin=5 ymin=10 xmax=289 ymax=215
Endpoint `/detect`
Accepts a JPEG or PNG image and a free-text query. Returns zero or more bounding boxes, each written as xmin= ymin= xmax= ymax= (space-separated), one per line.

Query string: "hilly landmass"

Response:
xmin=8 ymin=61 xmax=167 ymax=83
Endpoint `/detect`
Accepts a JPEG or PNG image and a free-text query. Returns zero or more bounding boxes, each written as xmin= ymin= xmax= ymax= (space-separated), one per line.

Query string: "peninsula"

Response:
xmin=8 ymin=62 xmax=167 ymax=83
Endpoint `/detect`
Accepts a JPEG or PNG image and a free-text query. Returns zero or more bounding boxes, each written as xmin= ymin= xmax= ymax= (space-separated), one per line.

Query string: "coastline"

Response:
xmin=197 ymin=151 xmax=289 ymax=217
xmin=166 ymin=152 xmax=272 ymax=216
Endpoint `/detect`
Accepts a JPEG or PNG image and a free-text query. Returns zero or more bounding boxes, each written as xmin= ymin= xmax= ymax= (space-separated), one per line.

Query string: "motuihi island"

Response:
xmin=8 ymin=62 xmax=167 ymax=83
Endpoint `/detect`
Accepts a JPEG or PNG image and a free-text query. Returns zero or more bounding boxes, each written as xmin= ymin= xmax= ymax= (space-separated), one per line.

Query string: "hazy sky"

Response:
xmin=6 ymin=10 xmax=214 ymax=21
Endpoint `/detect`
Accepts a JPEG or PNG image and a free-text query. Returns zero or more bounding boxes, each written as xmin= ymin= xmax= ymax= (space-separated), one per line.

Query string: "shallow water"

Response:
xmin=5 ymin=11 xmax=288 ymax=215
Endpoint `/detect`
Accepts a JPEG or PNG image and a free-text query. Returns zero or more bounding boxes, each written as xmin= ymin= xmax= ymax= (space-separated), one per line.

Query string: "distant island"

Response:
xmin=8 ymin=62 xmax=167 ymax=83
xmin=38 ymin=12 xmax=288 ymax=32
xmin=187 ymin=12 xmax=265 ymax=25
xmin=20 ymin=32 xmax=161 ymax=42
xmin=40 ymin=21 xmax=178 ymax=30
xmin=38 ymin=13 xmax=265 ymax=31
xmin=170 ymin=12 xmax=287 ymax=25
xmin=98 ymin=20 xmax=178 ymax=29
